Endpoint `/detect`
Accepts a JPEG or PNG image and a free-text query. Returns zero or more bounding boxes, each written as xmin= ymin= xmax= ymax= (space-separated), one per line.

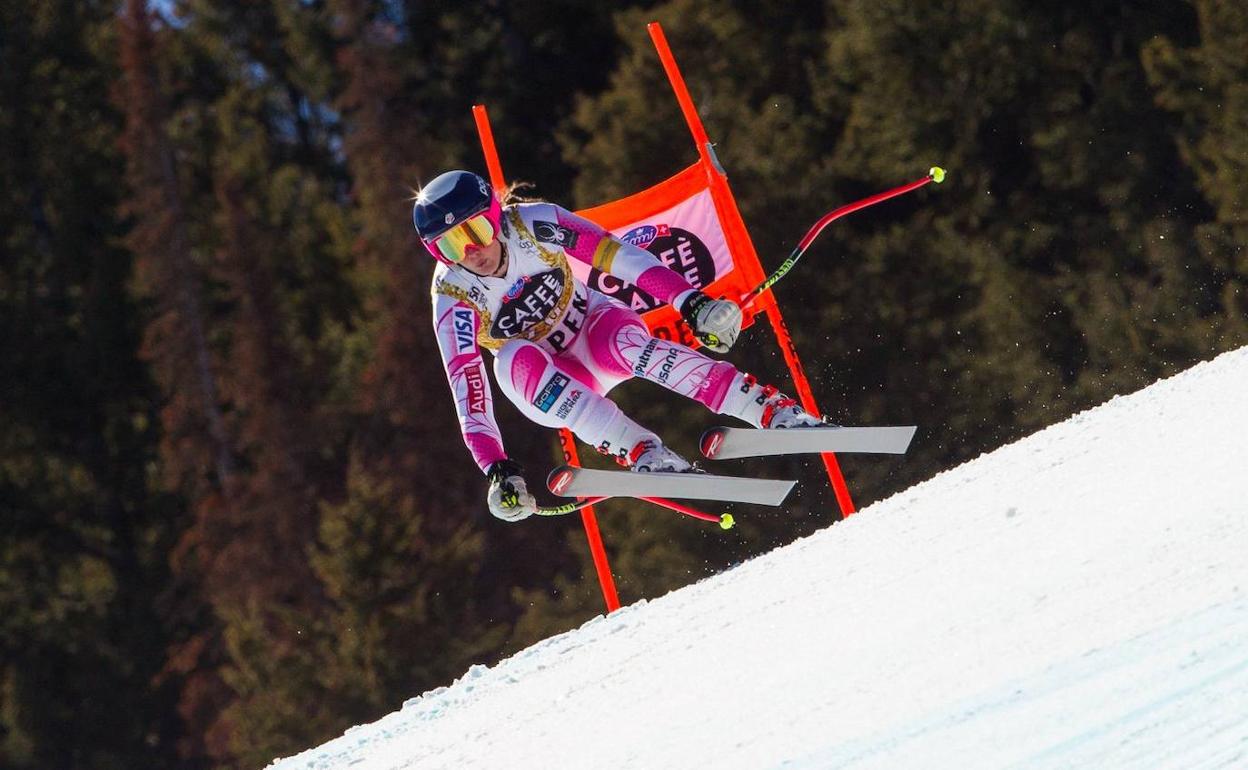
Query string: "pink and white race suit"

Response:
xmin=431 ymin=201 xmax=767 ymax=471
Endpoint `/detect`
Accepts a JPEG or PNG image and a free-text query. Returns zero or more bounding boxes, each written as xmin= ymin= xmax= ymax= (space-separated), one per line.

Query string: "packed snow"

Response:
xmin=270 ymin=347 xmax=1248 ymax=770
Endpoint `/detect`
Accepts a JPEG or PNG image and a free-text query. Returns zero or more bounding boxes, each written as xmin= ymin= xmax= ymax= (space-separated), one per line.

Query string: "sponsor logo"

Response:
xmin=555 ymin=389 xmax=583 ymax=420
xmin=550 ymin=469 xmax=574 ymax=494
xmin=650 ymin=227 xmax=713 ymax=287
xmin=621 ymin=223 xmax=670 ymax=250
xmin=589 ymin=226 xmax=715 ymax=313
xmin=633 ymin=339 xmax=682 ymax=383
xmin=656 ymin=348 xmax=680 ymax=384
xmin=463 ymin=364 xmax=487 ymax=414
xmin=503 ymin=275 xmax=531 ymax=301
xmin=701 ymin=430 xmax=724 ymax=459
xmin=646 ymin=320 xmax=697 ymax=347
xmin=533 ymin=220 xmax=580 ymax=250
xmin=452 ymin=308 xmax=475 ymax=352
xmin=543 ymin=288 xmax=588 ymax=354
xmin=633 ymin=338 xmax=662 ymax=377
xmin=533 ymin=372 xmax=570 ymax=413
xmin=492 ymin=268 xmax=566 ymax=339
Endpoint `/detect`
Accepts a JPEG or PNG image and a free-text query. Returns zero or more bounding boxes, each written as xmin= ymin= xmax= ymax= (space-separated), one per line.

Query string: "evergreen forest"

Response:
xmin=2 ymin=1 xmax=1245 ymax=767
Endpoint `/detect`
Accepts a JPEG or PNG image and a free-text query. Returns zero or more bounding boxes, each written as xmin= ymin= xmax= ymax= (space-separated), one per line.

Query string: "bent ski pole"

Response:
xmin=740 ymin=166 xmax=946 ymax=309
xmin=537 ymin=495 xmax=734 ymax=529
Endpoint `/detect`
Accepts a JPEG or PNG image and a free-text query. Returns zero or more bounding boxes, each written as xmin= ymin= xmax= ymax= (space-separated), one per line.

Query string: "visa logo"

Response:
xmin=453 ymin=308 xmax=475 ymax=352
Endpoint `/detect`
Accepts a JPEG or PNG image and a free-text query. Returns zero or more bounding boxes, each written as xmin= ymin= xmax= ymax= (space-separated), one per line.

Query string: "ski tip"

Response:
xmin=778 ymin=480 xmax=797 ymax=506
xmin=719 ymin=513 xmax=735 ymax=530
xmin=547 ymin=465 xmax=576 ymax=496
xmin=700 ymin=427 xmax=728 ymax=459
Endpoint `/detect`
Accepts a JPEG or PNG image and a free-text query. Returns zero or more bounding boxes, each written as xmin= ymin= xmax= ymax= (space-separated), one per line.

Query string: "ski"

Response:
xmin=700 ymin=425 xmax=917 ymax=460
xmin=546 ymin=465 xmax=795 ymax=507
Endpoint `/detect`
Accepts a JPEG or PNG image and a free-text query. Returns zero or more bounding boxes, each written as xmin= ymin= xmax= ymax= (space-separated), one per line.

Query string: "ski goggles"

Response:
xmin=428 ymin=211 xmax=497 ymax=264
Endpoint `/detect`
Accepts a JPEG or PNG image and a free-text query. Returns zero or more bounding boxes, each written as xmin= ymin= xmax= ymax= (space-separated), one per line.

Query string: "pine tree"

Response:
xmin=1 ymin=1 xmax=184 ymax=766
xmin=803 ymin=0 xmax=1227 ymax=494
xmin=116 ymin=2 xmax=249 ymax=762
xmin=1144 ymin=0 xmax=1248 ymax=345
xmin=117 ymin=1 xmax=359 ymax=763
xmin=11 ymin=3 xmax=1245 ymax=767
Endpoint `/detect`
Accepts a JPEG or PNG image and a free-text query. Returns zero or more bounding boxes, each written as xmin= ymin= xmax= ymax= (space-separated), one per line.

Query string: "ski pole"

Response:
xmin=537 ymin=496 xmax=734 ymax=529
xmin=740 ymin=166 xmax=946 ymax=309
xmin=536 ymin=496 xmax=609 ymax=516
xmin=641 ymin=497 xmax=734 ymax=529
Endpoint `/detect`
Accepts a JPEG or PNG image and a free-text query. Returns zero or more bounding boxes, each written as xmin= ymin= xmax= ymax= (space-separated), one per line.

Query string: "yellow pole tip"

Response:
xmin=719 ymin=513 xmax=735 ymax=530
xmin=929 ymin=166 xmax=947 ymax=184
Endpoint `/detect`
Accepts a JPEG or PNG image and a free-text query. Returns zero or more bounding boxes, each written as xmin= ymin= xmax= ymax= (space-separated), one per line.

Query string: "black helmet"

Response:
xmin=413 ymin=170 xmax=501 ymax=264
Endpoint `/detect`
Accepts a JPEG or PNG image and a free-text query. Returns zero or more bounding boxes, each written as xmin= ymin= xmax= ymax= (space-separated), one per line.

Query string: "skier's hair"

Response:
xmin=500 ymin=180 xmax=542 ymax=206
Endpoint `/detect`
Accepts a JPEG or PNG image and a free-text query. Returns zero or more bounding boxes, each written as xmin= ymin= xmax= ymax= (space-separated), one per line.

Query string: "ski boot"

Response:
xmin=628 ymin=438 xmax=696 ymax=473
xmin=750 ymin=380 xmax=831 ymax=429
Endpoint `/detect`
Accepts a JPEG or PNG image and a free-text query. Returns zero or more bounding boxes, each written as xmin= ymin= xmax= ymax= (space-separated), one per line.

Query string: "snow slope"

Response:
xmin=270 ymin=347 xmax=1248 ymax=770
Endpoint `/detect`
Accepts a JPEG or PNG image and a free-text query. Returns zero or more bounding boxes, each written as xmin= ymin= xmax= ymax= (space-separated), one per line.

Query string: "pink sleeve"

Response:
xmin=432 ymin=293 xmax=507 ymax=473
xmin=554 ymin=206 xmax=694 ymax=304
xmin=635 ymin=266 xmax=697 ymax=306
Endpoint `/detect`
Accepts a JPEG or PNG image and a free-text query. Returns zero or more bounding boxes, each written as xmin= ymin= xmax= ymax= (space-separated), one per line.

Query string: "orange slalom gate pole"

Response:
xmin=761 ymin=307 xmax=856 ymax=516
xmin=472 ymin=105 xmax=621 ymax=612
xmin=647 ymin=24 xmax=711 ymax=163
xmin=646 ymin=23 xmax=857 ymax=518
xmin=559 ymin=433 xmax=621 ymax=612
xmin=471 ymin=107 xmax=507 ymax=192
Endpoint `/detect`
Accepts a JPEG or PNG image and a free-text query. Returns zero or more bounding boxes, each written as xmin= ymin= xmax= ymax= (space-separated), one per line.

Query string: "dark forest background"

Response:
xmin=2 ymin=0 xmax=1245 ymax=767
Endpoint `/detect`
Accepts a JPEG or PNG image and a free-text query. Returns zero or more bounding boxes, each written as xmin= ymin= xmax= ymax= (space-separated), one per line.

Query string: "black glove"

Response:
xmin=680 ymin=291 xmax=743 ymax=354
xmin=485 ymin=459 xmax=537 ymax=522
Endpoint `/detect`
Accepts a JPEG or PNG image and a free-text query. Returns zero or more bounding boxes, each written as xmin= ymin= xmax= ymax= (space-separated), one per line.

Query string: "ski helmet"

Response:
xmin=412 ymin=170 xmax=503 ymax=265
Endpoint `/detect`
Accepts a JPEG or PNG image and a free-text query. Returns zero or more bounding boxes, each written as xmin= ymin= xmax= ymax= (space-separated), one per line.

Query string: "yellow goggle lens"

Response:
xmin=433 ymin=213 xmax=496 ymax=263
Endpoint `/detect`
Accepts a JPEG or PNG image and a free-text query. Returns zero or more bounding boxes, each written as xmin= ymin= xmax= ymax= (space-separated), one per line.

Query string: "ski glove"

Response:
xmin=486 ymin=459 xmax=537 ymax=523
xmin=680 ymin=291 xmax=743 ymax=354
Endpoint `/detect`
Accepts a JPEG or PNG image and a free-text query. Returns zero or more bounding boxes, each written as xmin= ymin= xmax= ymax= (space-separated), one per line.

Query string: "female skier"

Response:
xmin=416 ymin=170 xmax=823 ymax=523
